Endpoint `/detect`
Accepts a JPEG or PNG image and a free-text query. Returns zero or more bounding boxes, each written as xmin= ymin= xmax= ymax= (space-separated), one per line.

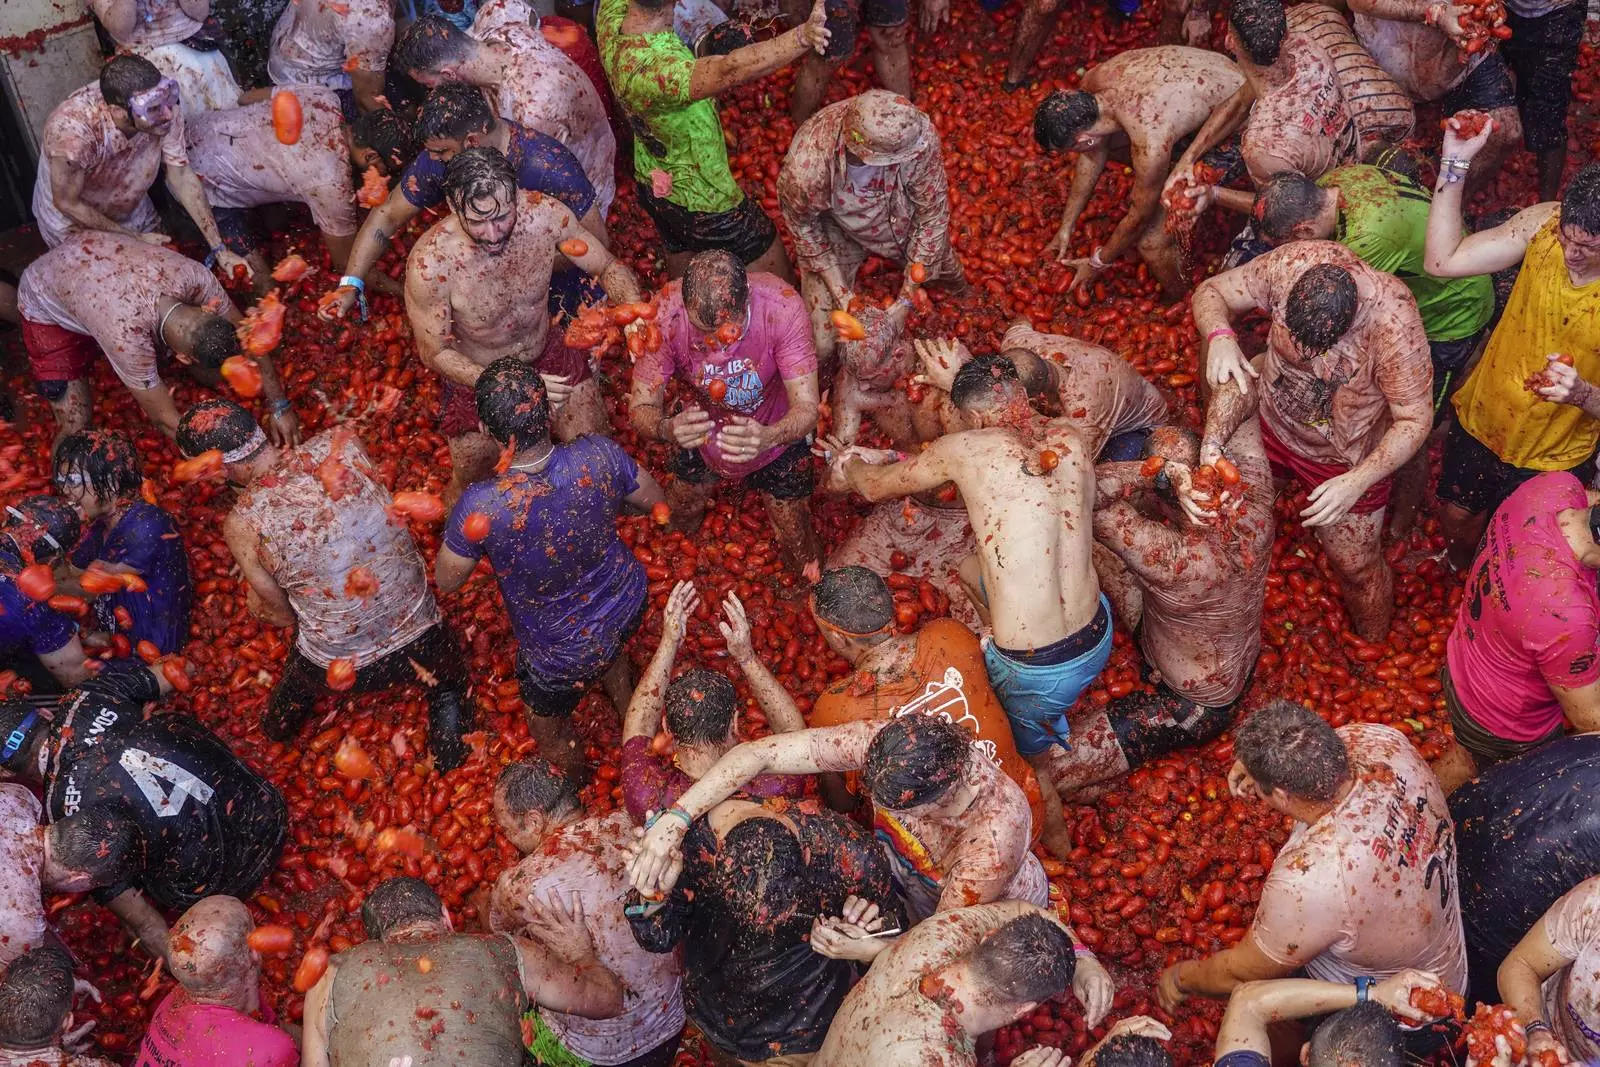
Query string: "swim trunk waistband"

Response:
xmin=982 ymin=594 xmax=1115 ymax=757
xmin=995 ymin=598 xmax=1110 ymax=665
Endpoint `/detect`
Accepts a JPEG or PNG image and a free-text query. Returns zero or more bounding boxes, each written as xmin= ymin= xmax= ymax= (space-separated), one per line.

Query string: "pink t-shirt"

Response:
xmin=619 ymin=735 xmax=805 ymax=824
xmin=636 ymin=273 xmax=818 ymax=479
xmin=16 ymin=231 xmax=225 ymax=392
xmin=1448 ymin=472 xmax=1600 ymax=741
xmin=186 ymin=89 xmax=357 ymax=237
xmin=1249 ymin=724 xmax=1468 ymax=992
xmin=1540 ymin=875 xmax=1600 ymax=1062
xmin=0 ymin=785 xmax=47 ymax=970
xmin=32 ymin=83 xmax=188 ymax=248
xmin=135 ymin=987 xmax=297 ymax=1067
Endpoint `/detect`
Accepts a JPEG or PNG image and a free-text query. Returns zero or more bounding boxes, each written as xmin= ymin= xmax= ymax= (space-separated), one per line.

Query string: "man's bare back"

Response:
xmin=405 ymin=190 xmax=573 ymax=368
xmin=1087 ymin=46 xmax=1244 ymax=162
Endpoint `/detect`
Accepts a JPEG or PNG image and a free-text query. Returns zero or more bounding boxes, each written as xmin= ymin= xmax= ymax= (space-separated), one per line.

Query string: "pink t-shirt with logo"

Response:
xmin=135 ymin=987 xmax=297 ymax=1067
xmin=1448 ymin=472 xmax=1600 ymax=741
xmin=635 ymin=273 xmax=818 ymax=479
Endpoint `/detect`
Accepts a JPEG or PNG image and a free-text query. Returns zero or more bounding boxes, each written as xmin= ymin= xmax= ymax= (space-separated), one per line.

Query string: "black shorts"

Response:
xmin=1442 ymin=663 xmax=1566 ymax=766
xmin=1108 ymin=675 xmax=1241 ymax=768
xmin=214 ymin=206 xmax=259 ymax=257
xmin=669 ymin=436 xmax=816 ymax=500
xmin=1503 ymin=2 xmax=1585 ymax=152
xmin=1440 ymin=49 xmax=1517 ymax=116
xmin=819 ymin=0 xmax=907 ymax=61
xmin=1428 ymin=332 xmax=1483 ymax=413
xmin=1436 ymin=419 xmax=1594 ymax=515
xmin=517 ymin=601 xmax=646 ymax=718
xmin=635 ymin=182 xmax=778 ymax=262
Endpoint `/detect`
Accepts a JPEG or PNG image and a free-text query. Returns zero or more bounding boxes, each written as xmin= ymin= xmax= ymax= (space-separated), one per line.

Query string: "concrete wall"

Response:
xmin=0 ymin=0 xmax=102 ymax=159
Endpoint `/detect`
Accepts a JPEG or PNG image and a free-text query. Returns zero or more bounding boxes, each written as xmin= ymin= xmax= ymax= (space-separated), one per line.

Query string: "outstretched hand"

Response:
xmin=798 ymin=0 xmax=833 ymax=53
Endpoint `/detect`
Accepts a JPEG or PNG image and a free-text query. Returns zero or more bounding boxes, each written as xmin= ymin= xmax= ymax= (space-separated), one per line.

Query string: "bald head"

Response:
xmin=168 ymin=896 xmax=256 ymax=998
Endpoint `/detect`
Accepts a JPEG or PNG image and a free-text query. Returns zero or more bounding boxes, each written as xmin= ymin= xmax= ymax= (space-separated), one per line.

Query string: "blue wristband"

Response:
xmin=271 ymin=397 xmax=293 ymax=416
xmin=204 ymin=244 xmax=226 ymax=269
xmin=339 ymin=276 xmax=369 ymax=322
xmin=1355 ymin=976 xmax=1375 ymax=1003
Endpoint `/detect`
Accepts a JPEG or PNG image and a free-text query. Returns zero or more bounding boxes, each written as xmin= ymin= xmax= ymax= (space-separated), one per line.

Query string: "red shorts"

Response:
xmin=1260 ymin=417 xmax=1391 ymax=516
xmin=436 ymin=331 xmax=594 ymax=438
xmin=22 ymin=319 xmax=99 ymax=382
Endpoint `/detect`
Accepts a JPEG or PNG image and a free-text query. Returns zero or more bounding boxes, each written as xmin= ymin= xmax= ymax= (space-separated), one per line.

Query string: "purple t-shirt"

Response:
xmin=620 ymin=735 xmax=806 ymax=823
xmin=636 ymin=272 xmax=818 ymax=479
xmin=443 ymin=435 xmax=647 ymax=685
xmin=399 ymin=119 xmax=596 ymax=218
xmin=0 ymin=548 xmax=76 ymax=660
xmin=72 ymin=501 xmax=192 ymax=655
xmin=135 ymin=987 xmax=297 ymax=1067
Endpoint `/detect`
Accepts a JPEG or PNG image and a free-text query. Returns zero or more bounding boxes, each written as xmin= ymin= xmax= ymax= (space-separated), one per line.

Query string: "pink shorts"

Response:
xmin=437 ymin=331 xmax=594 ymax=438
xmin=23 ymin=319 xmax=99 ymax=382
xmin=1260 ymin=418 xmax=1391 ymax=515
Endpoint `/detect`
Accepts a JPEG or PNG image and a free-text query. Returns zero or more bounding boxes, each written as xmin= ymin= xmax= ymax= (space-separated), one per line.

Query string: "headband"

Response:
xmin=1 ymin=710 xmax=40 ymax=767
xmin=221 ymin=426 xmax=268 ymax=464
xmin=4 ymin=507 xmax=60 ymax=553
xmin=809 ymin=592 xmax=892 ymax=639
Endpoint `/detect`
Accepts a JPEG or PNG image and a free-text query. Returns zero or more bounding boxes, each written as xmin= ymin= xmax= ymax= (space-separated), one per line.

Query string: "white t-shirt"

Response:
xmin=1248 ymin=725 xmax=1469 ymax=992
xmin=0 ymin=784 xmax=48 ymax=969
xmin=1541 ymin=876 xmax=1600 ymax=1060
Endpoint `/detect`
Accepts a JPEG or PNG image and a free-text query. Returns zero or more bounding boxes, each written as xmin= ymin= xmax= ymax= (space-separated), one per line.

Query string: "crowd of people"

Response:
xmin=1 ymin=0 xmax=1599 ymax=1061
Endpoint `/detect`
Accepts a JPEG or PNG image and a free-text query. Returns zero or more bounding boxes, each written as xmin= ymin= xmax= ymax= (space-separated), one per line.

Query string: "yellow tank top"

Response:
xmin=1454 ymin=217 xmax=1600 ymax=471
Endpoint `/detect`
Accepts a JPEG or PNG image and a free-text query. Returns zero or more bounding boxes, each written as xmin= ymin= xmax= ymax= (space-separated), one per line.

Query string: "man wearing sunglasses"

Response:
xmin=32 ymin=55 xmax=250 ymax=282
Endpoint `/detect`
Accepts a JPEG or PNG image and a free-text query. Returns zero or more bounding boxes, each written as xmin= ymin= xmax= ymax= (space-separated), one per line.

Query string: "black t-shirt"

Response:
xmin=43 ymin=670 xmax=286 ymax=911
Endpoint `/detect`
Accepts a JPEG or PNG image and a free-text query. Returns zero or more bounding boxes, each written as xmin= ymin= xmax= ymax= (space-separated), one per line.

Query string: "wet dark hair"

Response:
xmin=394 ymin=15 xmax=474 ymax=78
xmin=1285 ymin=263 xmax=1358 ymax=354
xmin=970 ymin=913 xmax=1076 ymax=1003
xmin=49 ymin=804 xmax=142 ymax=886
xmin=697 ymin=19 xmax=755 ymax=55
xmin=1229 ymin=0 xmax=1287 ymax=66
xmin=812 ymin=566 xmax=894 ymax=636
xmin=497 ymin=759 xmax=580 ymax=818
xmin=445 ymin=146 xmax=516 ymax=217
xmin=682 ymin=251 xmax=748 ymax=327
xmin=53 ymin=430 xmax=143 ymax=502
xmin=1561 ymin=162 xmax=1600 ymax=237
xmin=950 ymin=354 xmax=1021 ymax=410
xmin=1306 ymin=1001 xmax=1403 ymax=1067
xmin=2 ymin=495 xmax=81 ymax=565
xmin=862 ymin=714 xmax=969 ymax=810
xmin=1093 ymin=1035 xmax=1174 ymax=1067
xmin=0 ymin=943 xmax=75 ymax=1047
xmin=176 ymin=398 xmax=259 ymax=459
xmin=665 ymin=668 xmax=739 ymax=746
xmin=476 ymin=357 xmax=550 ymax=451
xmin=351 ymin=107 xmax=417 ymax=175
xmin=418 ymin=82 xmax=494 ymax=145
xmin=99 ymin=53 xmax=162 ymax=111
xmin=1235 ymin=699 xmax=1349 ymax=801
xmin=717 ymin=817 xmax=805 ymax=924
xmin=1255 ymin=172 xmax=1324 ymax=243
xmin=361 ymin=876 xmax=444 ymax=939
xmin=189 ymin=314 xmax=241 ymax=370
xmin=1033 ymin=91 xmax=1100 ymax=151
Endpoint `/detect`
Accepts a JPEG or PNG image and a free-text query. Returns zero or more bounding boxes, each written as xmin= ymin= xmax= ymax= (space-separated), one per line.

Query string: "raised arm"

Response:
xmin=719 ymin=592 xmax=806 ymax=733
xmin=688 ymin=0 xmax=829 ymax=100
xmin=622 ymin=581 xmax=695 ymax=741
xmin=1426 ymin=118 xmax=1553 ymax=276
xmin=833 ymin=434 xmax=961 ymax=502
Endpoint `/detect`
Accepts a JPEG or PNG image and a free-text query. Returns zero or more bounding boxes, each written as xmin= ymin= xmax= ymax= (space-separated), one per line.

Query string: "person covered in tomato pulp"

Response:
xmin=87 ymin=0 xmax=242 ymax=116
xmin=0 ymin=497 xmax=90 ymax=691
xmin=0 ymin=665 xmax=287 ymax=963
xmin=300 ymin=876 xmax=624 ymax=1066
xmin=435 ymin=359 xmax=665 ymax=776
xmin=628 ymin=251 xmax=823 ymax=574
xmin=0 ymin=943 xmax=117 ymax=1067
xmin=51 ymin=431 xmax=191 ymax=658
xmin=1212 ymin=969 xmax=1447 ymax=1067
xmin=1157 ymin=701 xmax=1467 ymax=1063
xmin=134 ymin=896 xmax=298 ymax=1067
xmin=176 ymin=397 xmax=473 ymax=771
xmin=266 ymin=0 xmax=394 ymax=115
xmin=488 ymin=760 xmax=685 ymax=1066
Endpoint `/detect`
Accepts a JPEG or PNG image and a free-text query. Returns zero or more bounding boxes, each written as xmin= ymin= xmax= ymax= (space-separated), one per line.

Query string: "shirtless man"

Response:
xmin=1167 ymin=0 xmax=1413 ymax=198
xmin=1067 ymin=419 xmax=1273 ymax=802
xmin=16 ymin=232 xmax=298 ymax=447
xmin=1033 ymin=46 xmax=1244 ymax=299
xmin=813 ymin=903 xmax=1085 ymax=1066
xmin=1198 ymin=242 xmax=1432 ymax=639
xmin=629 ymin=715 xmax=1114 ymax=1029
xmin=1157 ymin=701 xmax=1466 ymax=1062
xmin=822 ymin=352 xmax=1110 ymax=854
xmin=396 ymin=12 xmax=616 ymax=218
xmin=405 ymin=147 xmax=642 ymax=498
xmin=302 ymin=876 xmax=623 ymax=1066
xmin=177 ymin=398 xmax=472 ymax=769
xmin=266 ymin=0 xmax=394 ymax=114
xmin=489 ymin=760 xmax=684 ymax=1066
xmin=32 ymin=55 xmax=247 ymax=280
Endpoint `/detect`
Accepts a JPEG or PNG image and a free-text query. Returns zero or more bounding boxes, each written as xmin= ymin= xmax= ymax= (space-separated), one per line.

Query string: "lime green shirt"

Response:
xmin=596 ymin=0 xmax=742 ymax=215
xmin=1321 ymin=164 xmax=1493 ymax=343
